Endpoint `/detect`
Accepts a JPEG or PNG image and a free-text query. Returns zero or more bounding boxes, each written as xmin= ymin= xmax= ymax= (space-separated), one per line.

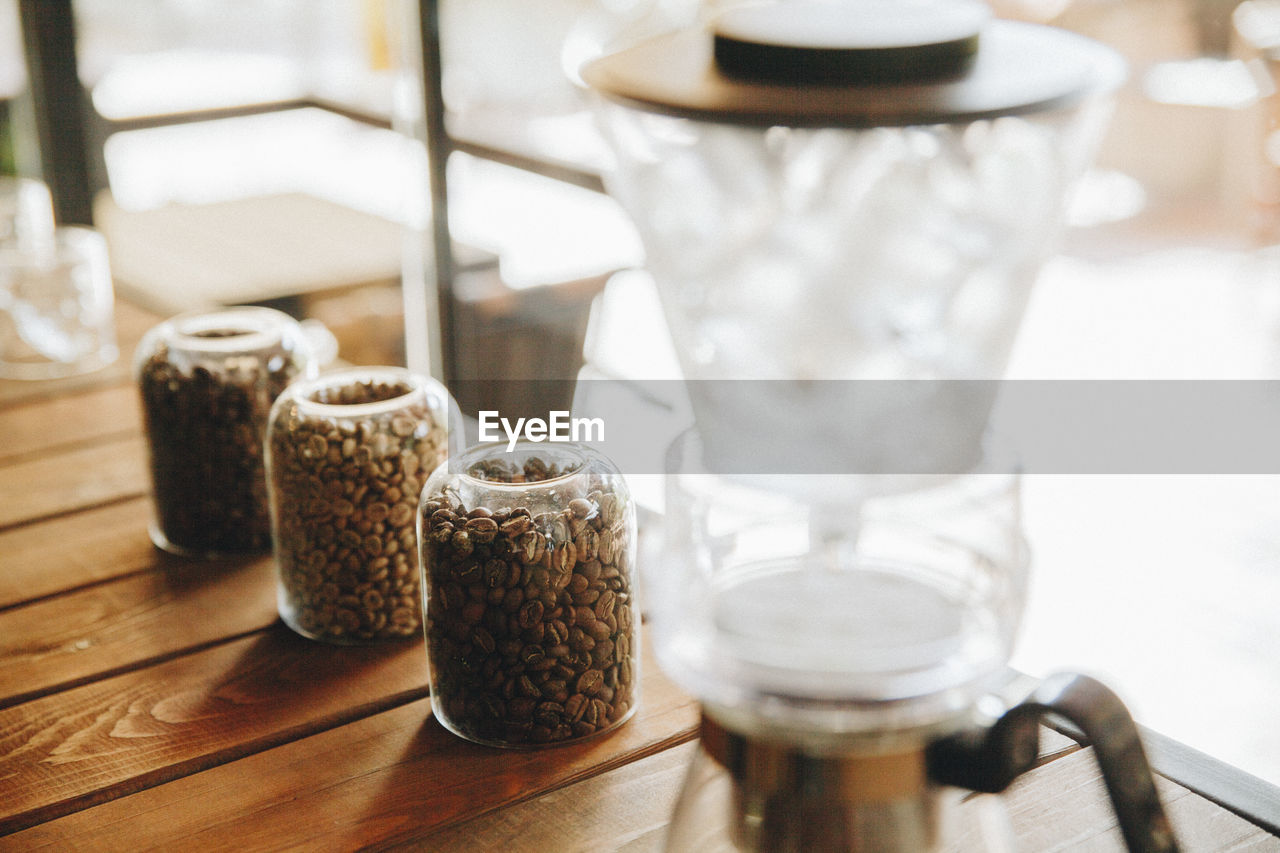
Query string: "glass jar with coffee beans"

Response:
xmin=267 ymin=367 xmax=450 ymax=644
xmin=419 ymin=442 xmax=639 ymax=747
xmin=135 ymin=306 xmax=316 ymax=558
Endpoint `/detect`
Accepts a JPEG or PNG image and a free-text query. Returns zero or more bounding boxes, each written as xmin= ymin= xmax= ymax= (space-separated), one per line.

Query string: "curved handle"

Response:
xmin=926 ymin=673 xmax=1179 ymax=853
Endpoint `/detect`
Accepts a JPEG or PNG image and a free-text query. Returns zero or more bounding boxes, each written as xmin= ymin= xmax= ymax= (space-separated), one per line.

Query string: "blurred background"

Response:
xmin=2 ymin=0 xmax=1280 ymax=794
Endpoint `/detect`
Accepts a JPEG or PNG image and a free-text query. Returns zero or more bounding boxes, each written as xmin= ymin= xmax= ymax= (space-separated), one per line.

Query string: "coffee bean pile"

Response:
xmin=270 ymin=377 xmax=447 ymax=643
xmin=138 ymin=332 xmax=302 ymax=556
xmin=421 ymin=461 xmax=637 ymax=746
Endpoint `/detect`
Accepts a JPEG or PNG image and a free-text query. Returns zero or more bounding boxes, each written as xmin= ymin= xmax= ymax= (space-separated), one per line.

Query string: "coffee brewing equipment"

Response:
xmin=585 ymin=2 xmax=1177 ymax=850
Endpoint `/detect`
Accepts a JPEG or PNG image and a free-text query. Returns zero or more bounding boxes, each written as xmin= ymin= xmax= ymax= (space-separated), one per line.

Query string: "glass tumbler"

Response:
xmin=419 ymin=442 xmax=639 ymax=747
xmin=136 ymin=306 xmax=314 ymax=557
xmin=268 ymin=366 xmax=451 ymax=644
xmin=0 ymin=226 xmax=117 ymax=380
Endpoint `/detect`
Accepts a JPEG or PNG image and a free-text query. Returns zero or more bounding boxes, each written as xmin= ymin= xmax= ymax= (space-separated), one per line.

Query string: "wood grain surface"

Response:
xmin=0 ymin=556 xmax=277 ymax=708
xmin=0 ymin=383 xmax=141 ymax=465
xmin=0 ymin=497 xmax=159 ymax=608
xmin=417 ymin=732 xmax=1280 ymax=853
xmin=0 ymin=627 xmax=429 ymax=834
xmin=1 ymin=639 xmax=700 ymax=851
xmin=418 ymin=739 xmax=697 ymax=853
xmin=0 ymin=433 xmax=148 ymax=528
xmin=999 ymin=749 xmax=1279 ymax=852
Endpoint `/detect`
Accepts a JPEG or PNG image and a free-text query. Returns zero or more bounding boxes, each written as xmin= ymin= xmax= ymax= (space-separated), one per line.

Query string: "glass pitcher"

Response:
xmin=660 ymin=432 xmax=1172 ymax=851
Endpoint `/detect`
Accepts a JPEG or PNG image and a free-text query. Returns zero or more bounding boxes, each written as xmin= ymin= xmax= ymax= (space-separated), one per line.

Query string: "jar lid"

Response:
xmin=582 ymin=1 xmax=1125 ymax=128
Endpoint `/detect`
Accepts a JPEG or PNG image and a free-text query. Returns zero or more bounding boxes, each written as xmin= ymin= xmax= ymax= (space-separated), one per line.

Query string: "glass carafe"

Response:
xmin=661 ymin=430 xmax=1019 ymax=851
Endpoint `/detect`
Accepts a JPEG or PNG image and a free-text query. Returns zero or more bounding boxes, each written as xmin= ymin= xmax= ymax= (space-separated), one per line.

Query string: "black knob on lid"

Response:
xmin=713 ymin=0 xmax=990 ymax=84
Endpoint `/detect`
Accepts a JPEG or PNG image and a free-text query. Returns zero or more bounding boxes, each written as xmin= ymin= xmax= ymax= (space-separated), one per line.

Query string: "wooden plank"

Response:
xmin=418 ymin=730 xmax=1277 ymax=853
xmin=0 ymin=433 xmax=148 ymax=529
xmin=1035 ymin=725 xmax=1085 ymax=764
xmin=415 ymin=727 xmax=1084 ymax=852
xmin=1146 ymin=727 xmax=1280 ymax=838
xmin=0 ymin=383 xmax=141 ymax=464
xmin=416 ymin=740 xmax=696 ymax=853
xmin=0 ymin=497 xmax=157 ymax=609
xmin=0 ymin=556 xmax=277 ymax=708
xmin=995 ymin=748 xmax=1279 ymax=852
xmin=2 ymin=634 xmax=700 ymax=851
xmin=0 ymin=625 xmax=430 ymax=835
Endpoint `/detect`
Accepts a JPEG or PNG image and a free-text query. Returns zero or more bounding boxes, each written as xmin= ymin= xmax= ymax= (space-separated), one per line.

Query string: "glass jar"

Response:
xmin=419 ymin=442 xmax=639 ymax=747
xmin=135 ymin=306 xmax=315 ymax=558
xmin=267 ymin=366 xmax=451 ymax=644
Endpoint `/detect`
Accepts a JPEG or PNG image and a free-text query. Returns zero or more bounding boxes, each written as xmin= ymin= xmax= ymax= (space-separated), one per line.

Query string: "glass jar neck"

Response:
xmin=453 ymin=440 xmax=590 ymax=487
xmin=290 ymin=367 xmax=429 ymax=420
xmin=166 ymin=306 xmax=296 ymax=355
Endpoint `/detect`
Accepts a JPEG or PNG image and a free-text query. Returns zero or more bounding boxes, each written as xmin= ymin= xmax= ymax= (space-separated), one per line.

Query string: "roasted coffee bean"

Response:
xmin=546 ymin=620 xmax=569 ymax=646
xmin=595 ymin=590 xmax=617 ymax=621
xmin=550 ymin=542 xmax=573 ymax=574
xmin=518 ymin=531 xmax=546 ymax=565
xmin=271 ymin=376 xmax=447 ymax=644
xmin=576 ymin=669 xmax=604 ymax=696
xmin=592 ymin=639 xmax=616 ymax=665
xmin=541 ymin=680 xmax=568 ymax=701
xmin=465 ymin=516 xmax=499 ymax=543
xmin=500 ymin=515 xmax=532 ymax=537
xmin=598 ymin=494 xmax=618 ymax=526
xmin=519 ymin=600 xmax=545 ymax=629
xmin=420 ymin=458 xmax=637 ymax=746
xmin=564 ymin=693 xmax=588 ymax=724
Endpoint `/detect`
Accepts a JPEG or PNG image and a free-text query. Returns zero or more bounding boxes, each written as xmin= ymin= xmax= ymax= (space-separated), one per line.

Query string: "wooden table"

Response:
xmin=0 ymin=302 xmax=1276 ymax=852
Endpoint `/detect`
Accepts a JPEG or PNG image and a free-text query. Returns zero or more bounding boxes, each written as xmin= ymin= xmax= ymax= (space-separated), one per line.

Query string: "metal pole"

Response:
xmin=417 ymin=0 xmax=458 ymax=387
xmin=17 ymin=0 xmax=96 ymax=225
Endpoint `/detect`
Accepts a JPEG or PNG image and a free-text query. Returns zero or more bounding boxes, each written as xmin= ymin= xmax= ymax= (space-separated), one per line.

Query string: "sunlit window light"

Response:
xmin=1142 ymin=57 xmax=1266 ymax=108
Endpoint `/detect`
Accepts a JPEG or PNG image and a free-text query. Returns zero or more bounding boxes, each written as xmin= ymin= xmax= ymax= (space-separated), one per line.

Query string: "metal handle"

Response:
xmin=926 ymin=672 xmax=1179 ymax=853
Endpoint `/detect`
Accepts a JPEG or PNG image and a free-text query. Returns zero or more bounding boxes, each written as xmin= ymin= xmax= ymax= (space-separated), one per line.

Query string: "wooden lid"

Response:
xmin=582 ymin=11 xmax=1125 ymax=128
